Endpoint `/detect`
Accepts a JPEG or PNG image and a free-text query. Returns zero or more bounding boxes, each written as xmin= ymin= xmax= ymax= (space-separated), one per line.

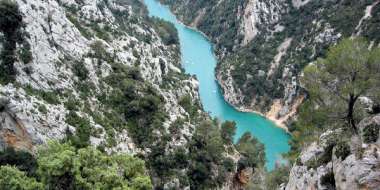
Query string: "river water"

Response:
xmin=144 ymin=0 xmax=290 ymax=170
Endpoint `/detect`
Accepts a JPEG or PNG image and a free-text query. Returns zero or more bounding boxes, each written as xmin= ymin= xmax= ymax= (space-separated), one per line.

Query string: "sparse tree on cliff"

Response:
xmin=302 ymin=38 xmax=380 ymax=133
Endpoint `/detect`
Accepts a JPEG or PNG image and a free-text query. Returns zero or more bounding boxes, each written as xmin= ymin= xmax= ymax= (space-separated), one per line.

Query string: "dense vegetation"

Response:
xmin=150 ymin=18 xmax=179 ymax=46
xmin=0 ymin=0 xmax=33 ymax=84
xmin=0 ymin=142 xmax=152 ymax=190
xmin=160 ymin=0 xmax=246 ymax=52
xmin=0 ymin=0 xmax=22 ymax=84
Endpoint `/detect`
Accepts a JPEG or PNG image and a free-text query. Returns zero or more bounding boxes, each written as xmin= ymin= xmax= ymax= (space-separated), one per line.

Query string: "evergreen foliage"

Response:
xmin=0 ymin=0 xmax=23 ymax=84
xmin=0 ymin=142 xmax=152 ymax=190
xmin=0 ymin=166 xmax=44 ymax=190
xmin=302 ymin=38 xmax=380 ymax=132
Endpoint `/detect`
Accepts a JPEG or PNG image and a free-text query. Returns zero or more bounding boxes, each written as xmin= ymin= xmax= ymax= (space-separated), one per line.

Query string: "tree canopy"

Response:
xmin=301 ymin=38 xmax=380 ymax=132
xmin=37 ymin=141 xmax=152 ymax=190
xmin=0 ymin=141 xmax=152 ymax=190
xmin=236 ymin=132 xmax=265 ymax=169
xmin=0 ymin=166 xmax=44 ymax=190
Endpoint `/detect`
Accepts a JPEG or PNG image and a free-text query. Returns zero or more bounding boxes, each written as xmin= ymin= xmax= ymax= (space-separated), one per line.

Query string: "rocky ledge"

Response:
xmin=283 ymin=114 xmax=380 ymax=190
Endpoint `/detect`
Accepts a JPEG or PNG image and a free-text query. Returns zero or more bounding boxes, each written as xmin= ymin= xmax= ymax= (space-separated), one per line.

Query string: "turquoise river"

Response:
xmin=144 ymin=0 xmax=290 ymax=170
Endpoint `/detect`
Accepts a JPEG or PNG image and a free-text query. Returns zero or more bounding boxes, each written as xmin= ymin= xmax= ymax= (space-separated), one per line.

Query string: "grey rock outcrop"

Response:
xmin=285 ymin=115 xmax=380 ymax=190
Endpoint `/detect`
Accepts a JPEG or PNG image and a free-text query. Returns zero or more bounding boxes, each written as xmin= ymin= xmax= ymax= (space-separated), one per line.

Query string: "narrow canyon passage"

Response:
xmin=144 ymin=0 xmax=290 ymax=170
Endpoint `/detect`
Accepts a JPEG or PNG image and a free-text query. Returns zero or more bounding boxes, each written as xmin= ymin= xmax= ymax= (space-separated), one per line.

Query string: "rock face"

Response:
xmin=284 ymin=114 xmax=380 ymax=190
xmin=160 ymin=0 xmax=380 ymax=127
xmin=0 ymin=0 xmax=199 ymax=153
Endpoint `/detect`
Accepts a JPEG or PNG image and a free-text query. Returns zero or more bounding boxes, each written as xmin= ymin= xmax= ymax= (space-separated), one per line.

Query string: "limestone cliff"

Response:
xmin=0 ymin=0 xmax=201 ymax=152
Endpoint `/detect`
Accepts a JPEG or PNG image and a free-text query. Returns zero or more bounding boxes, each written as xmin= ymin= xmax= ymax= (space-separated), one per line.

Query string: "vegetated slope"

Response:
xmin=160 ymin=0 xmax=380 ymax=127
xmin=0 ymin=0 xmax=267 ymax=189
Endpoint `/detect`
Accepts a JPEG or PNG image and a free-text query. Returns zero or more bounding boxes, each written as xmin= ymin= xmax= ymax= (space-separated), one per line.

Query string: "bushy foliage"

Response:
xmin=236 ymin=132 xmax=265 ymax=169
xmin=18 ymin=41 xmax=32 ymax=64
xmin=36 ymin=141 xmax=152 ymax=190
xmin=105 ymin=64 xmax=165 ymax=147
xmin=187 ymin=120 xmax=228 ymax=189
xmin=362 ymin=123 xmax=379 ymax=144
xmin=72 ymin=61 xmax=89 ymax=81
xmin=0 ymin=147 xmax=37 ymax=176
xmin=221 ymin=121 xmax=236 ymax=144
xmin=264 ymin=165 xmax=290 ymax=190
xmin=302 ymin=38 xmax=380 ymax=132
xmin=334 ymin=140 xmax=351 ymax=160
xmin=24 ymin=85 xmax=61 ymax=105
xmin=0 ymin=142 xmax=154 ymax=190
xmin=0 ymin=0 xmax=23 ymax=84
xmin=320 ymin=171 xmax=336 ymax=190
xmin=65 ymin=111 xmax=92 ymax=148
xmin=178 ymin=94 xmax=200 ymax=119
xmin=150 ymin=17 xmax=179 ymax=45
xmin=0 ymin=166 xmax=44 ymax=190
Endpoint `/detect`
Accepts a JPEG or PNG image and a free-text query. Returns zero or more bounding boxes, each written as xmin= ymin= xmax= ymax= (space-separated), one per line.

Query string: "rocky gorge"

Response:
xmin=160 ymin=0 xmax=380 ymax=128
xmin=0 ymin=0 xmax=270 ymax=189
xmin=1 ymin=0 xmax=380 ymax=189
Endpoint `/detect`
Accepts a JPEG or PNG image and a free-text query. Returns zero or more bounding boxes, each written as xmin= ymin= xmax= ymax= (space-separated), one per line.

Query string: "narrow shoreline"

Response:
xmin=215 ymin=78 xmax=291 ymax=133
xmin=240 ymin=108 xmax=289 ymax=133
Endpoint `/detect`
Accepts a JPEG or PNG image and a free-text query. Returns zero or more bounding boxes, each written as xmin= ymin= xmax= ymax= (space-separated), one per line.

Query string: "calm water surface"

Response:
xmin=144 ymin=0 xmax=290 ymax=170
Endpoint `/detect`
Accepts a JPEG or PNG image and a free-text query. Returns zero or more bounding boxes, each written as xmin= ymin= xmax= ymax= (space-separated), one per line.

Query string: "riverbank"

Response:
xmin=216 ymin=71 xmax=292 ymax=133
xmin=230 ymin=103 xmax=290 ymax=133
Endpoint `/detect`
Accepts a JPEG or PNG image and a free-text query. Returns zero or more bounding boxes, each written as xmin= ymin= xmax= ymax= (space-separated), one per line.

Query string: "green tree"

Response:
xmin=221 ymin=121 xmax=236 ymax=144
xmin=0 ymin=0 xmax=23 ymax=84
xmin=264 ymin=165 xmax=290 ymax=190
xmin=0 ymin=166 xmax=44 ymax=190
xmin=187 ymin=120 xmax=226 ymax=189
xmin=0 ymin=147 xmax=37 ymax=176
xmin=302 ymin=38 xmax=380 ymax=132
xmin=37 ymin=141 xmax=152 ymax=190
xmin=236 ymin=132 xmax=265 ymax=168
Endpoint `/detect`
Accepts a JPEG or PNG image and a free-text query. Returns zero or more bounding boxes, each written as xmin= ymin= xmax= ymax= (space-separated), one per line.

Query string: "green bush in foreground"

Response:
xmin=37 ymin=141 xmax=152 ymax=190
xmin=0 ymin=166 xmax=44 ymax=190
xmin=0 ymin=141 xmax=152 ymax=190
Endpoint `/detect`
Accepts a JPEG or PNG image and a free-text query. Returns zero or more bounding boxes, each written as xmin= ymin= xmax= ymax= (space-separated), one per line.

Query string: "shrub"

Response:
xmin=0 ymin=0 xmax=23 ymax=84
xmin=64 ymin=98 xmax=80 ymax=111
xmin=65 ymin=111 xmax=91 ymax=148
xmin=72 ymin=61 xmax=89 ymax=80
xmin=178 ymin=95 xmax=192 ymax=111
xmin=335 ymin=141 xmax=351 ymax=160
xmin=90 ymin=40 xmax=111 ymax=60
xmin=362 ymin=123 xmax=379 ymax=144
xmin=150 ymin=17 xmax=179 ymax=45
xmin=265 ymin=165 xmax=290 ymax=190
xmin=0 ymin=166 xmax=44 ymax=190
xmin=236 ymin=132 xmax=265 ymax=168
xmin=0 ymin=147 xmax=37 ymax=176
xmin=306 ymin=143 xmax=334 ymax=169
xmin=221 ymin=121 xmax=236 ymax=144
xmin=24 ymin=85 xmax=61 ymax=105
xmin=320 ymin=171 xmax=336 ymax=189
xmin=36 ymin=141 xmax=152 ymax=190
xmin=38 ymin=104 xmax=48 ymax=114
xmin=18 ymin=41 xmax=33 ymax=64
